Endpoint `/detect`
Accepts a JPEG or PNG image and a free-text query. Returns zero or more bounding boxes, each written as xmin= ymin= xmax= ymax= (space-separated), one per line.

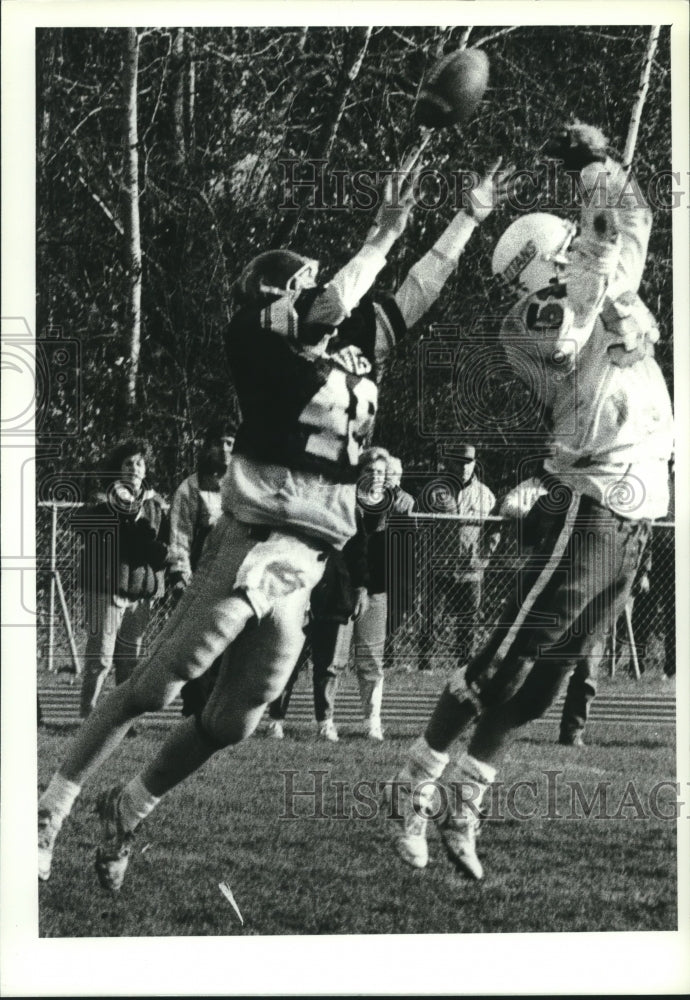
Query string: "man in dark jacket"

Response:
xmin=75 ymin=439 xmax=169 ymax=717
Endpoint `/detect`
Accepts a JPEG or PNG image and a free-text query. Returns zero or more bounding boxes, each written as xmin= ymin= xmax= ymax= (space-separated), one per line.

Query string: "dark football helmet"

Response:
xmin=233 ymin=250 xmax=319 ymax=308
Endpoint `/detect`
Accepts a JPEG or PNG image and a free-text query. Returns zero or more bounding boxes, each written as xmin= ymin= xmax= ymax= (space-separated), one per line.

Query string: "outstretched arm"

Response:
xmin=394 ymin=159 xmax=511 ymax=330
xmin=328 ymin=168 xmax=419 ymax=314
xmin=546 ymin=122 xmax=652 ymax=308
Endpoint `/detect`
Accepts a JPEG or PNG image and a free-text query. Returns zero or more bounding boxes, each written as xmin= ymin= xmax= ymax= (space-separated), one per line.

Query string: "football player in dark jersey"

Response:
xmin=38 ymin=159 xmax=510 ymax=890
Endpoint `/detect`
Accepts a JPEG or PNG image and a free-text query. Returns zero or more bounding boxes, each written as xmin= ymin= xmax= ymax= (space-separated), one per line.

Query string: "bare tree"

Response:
xmin=185 ymin=30 xmax=196 ymax=159
xmin=123 ymin=27 xmax=142 ymax=417
xmin=172 ymin=28 xmax=187 ymax=166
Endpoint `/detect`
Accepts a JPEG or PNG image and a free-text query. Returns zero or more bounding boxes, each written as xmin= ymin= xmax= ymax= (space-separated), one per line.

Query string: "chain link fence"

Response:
xmin=37 ymin=502 xmax=676 ymax=679
xmin=383 ymin=513 xmax=676 ymax=677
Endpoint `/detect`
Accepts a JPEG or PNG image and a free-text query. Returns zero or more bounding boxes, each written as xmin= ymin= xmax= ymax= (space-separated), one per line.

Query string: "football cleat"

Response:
xmin=366 ymin=718 xmax=385 ymax=742
xmin=317 ymin=719 xmax=339 ymax=742
xmin=267 ymin=720 xmax=285 ymax=740
xmin=38 ymin=808 xmax=62 ymax=881
xmin=94 ymin=786 xmax=135 ymax=892
xmin=559 ymin=732 xmax=585 ymax=748
xmin=382 ymin=774 xmax=437 ymax=869
xmin=439 ymin=805 xmax=484 ymax=880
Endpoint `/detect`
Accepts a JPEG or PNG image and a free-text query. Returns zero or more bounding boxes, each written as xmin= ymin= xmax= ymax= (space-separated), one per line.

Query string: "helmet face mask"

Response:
xmin=492 ymin=214 xmax=577 ymax=297
xmin=258 ymin=258 xmax=320 ymax=302
xmin=234 ymin=250 xmax=320 ymax=309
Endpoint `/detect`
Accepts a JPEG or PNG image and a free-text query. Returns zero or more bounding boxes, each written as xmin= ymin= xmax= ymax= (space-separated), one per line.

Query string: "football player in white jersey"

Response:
xmin=385 ymin=122 xmax=674 ymax=878
xmin=38 ymin=158 xmax=511 ymax=890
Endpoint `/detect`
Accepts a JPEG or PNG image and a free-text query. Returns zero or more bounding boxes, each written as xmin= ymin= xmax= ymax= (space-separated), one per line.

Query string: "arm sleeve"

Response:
xmin=328 ymin=244 xmax=389 ymax=314
xmin=167 ymin=480 xmax=195 ymax=583
xmin=557 ymin=158 xmax=652 ymax=360
xmin=579 ymin=158 xmax=652 ymax=298
xmin=394 ymin=212 xmax=479 ymax=329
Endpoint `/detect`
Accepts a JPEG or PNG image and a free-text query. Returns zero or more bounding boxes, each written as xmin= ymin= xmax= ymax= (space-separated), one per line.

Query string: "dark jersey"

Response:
xmin=226 ymin=293 xmax=406 ymax=484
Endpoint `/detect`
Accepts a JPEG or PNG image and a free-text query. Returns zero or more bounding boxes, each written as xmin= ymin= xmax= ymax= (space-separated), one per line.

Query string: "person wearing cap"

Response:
xmin=417 ymin=446 xmax=499 ymax=672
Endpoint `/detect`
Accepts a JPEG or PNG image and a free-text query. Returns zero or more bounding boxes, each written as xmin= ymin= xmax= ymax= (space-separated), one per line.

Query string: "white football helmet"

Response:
xmin=492 ymin=213 xmax=577 ymax=296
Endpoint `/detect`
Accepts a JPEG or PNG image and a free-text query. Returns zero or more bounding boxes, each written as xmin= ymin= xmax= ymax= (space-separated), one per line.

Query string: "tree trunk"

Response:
xmin=172 ymin=27 xmax=186 ymax=166
xmin=38 ymin=29 xmax=63 ymax=164
xmin=185 ymin=30 xmax=196 ymax=160
xmin=623 ymin=25 xmax=661 ymax=171
xmin=124 ymin=27 xmax=142 ymax=418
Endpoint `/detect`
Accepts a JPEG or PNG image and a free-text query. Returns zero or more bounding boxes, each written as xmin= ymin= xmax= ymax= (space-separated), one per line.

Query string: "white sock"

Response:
xmin=39 ymin=773 xmax=81 ymax=820
xmin=446 ymin=752 xmax=497 ymax=809
xmin=407 ymin=735 xmax=450 ymax=781
xmin=118 ymin=775 xmax=161 ymax=833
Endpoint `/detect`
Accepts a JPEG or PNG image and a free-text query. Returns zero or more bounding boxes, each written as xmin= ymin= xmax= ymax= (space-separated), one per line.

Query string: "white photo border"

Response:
xmin=2 ymin=1 xmax=689 ymax=995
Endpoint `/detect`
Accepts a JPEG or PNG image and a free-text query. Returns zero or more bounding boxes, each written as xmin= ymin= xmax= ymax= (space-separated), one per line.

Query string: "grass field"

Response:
xmin=38 ymin=702 xmax=678 ymax=937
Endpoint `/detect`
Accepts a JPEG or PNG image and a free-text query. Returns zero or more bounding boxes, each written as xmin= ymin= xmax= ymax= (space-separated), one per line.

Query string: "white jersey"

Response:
xmin=501 ymin=159 xmax=674 ymax=520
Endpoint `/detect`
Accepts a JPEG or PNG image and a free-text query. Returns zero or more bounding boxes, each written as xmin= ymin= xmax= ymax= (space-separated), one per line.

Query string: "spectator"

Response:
xmin=558 ymin=641 xmax=605 ymax=747
xmin=383 ymin=455 xmax=416 ymax=649
xmin=385 ymin=457 xmax=415 ymax=515
xmin=168 ymin=421 xmax=235 ymax=603
xmin=328 ymin=447 xmax=394 ymax=740
xmin=625 ymin=462 xmax=675 ymax=679
xmin=168 ymin=421 xmax=235 ymax=719
xmin=417 ymin=445 xmax=499 ymax=671
xmin=75 ymin=439 xmax=169 ymax=717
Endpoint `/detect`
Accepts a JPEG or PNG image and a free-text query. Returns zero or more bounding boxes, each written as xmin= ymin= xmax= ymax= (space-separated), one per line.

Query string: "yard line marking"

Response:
xmin=219 ymin=882 xmax=244 ymax=925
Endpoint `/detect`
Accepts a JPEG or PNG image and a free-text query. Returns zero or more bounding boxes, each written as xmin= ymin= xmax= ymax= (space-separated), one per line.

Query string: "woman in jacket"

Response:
xmin=77 ymin=439 xmax=169 ymax=717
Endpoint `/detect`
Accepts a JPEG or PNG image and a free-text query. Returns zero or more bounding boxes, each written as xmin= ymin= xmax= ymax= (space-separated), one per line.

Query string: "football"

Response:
xmin=414 ymin=48 xmax=490 ymax=128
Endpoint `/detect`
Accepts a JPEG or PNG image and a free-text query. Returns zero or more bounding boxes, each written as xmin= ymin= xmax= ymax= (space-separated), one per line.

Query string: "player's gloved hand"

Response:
xmin=544 ymin=121 xmax=608 ymax=171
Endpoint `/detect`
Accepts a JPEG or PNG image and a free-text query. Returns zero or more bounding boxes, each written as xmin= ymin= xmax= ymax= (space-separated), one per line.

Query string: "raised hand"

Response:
xmin=466 ymin=157 xmax=514 ymax=223
xmin=544 ymin=121 xmax=609 ymax=171
xmin=371 ymin=159 xmax=422 ymax=241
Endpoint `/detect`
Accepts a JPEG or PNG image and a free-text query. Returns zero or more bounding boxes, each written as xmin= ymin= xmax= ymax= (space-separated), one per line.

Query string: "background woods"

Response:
xmin=36 ymin=25 xmax=673 ymax=497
